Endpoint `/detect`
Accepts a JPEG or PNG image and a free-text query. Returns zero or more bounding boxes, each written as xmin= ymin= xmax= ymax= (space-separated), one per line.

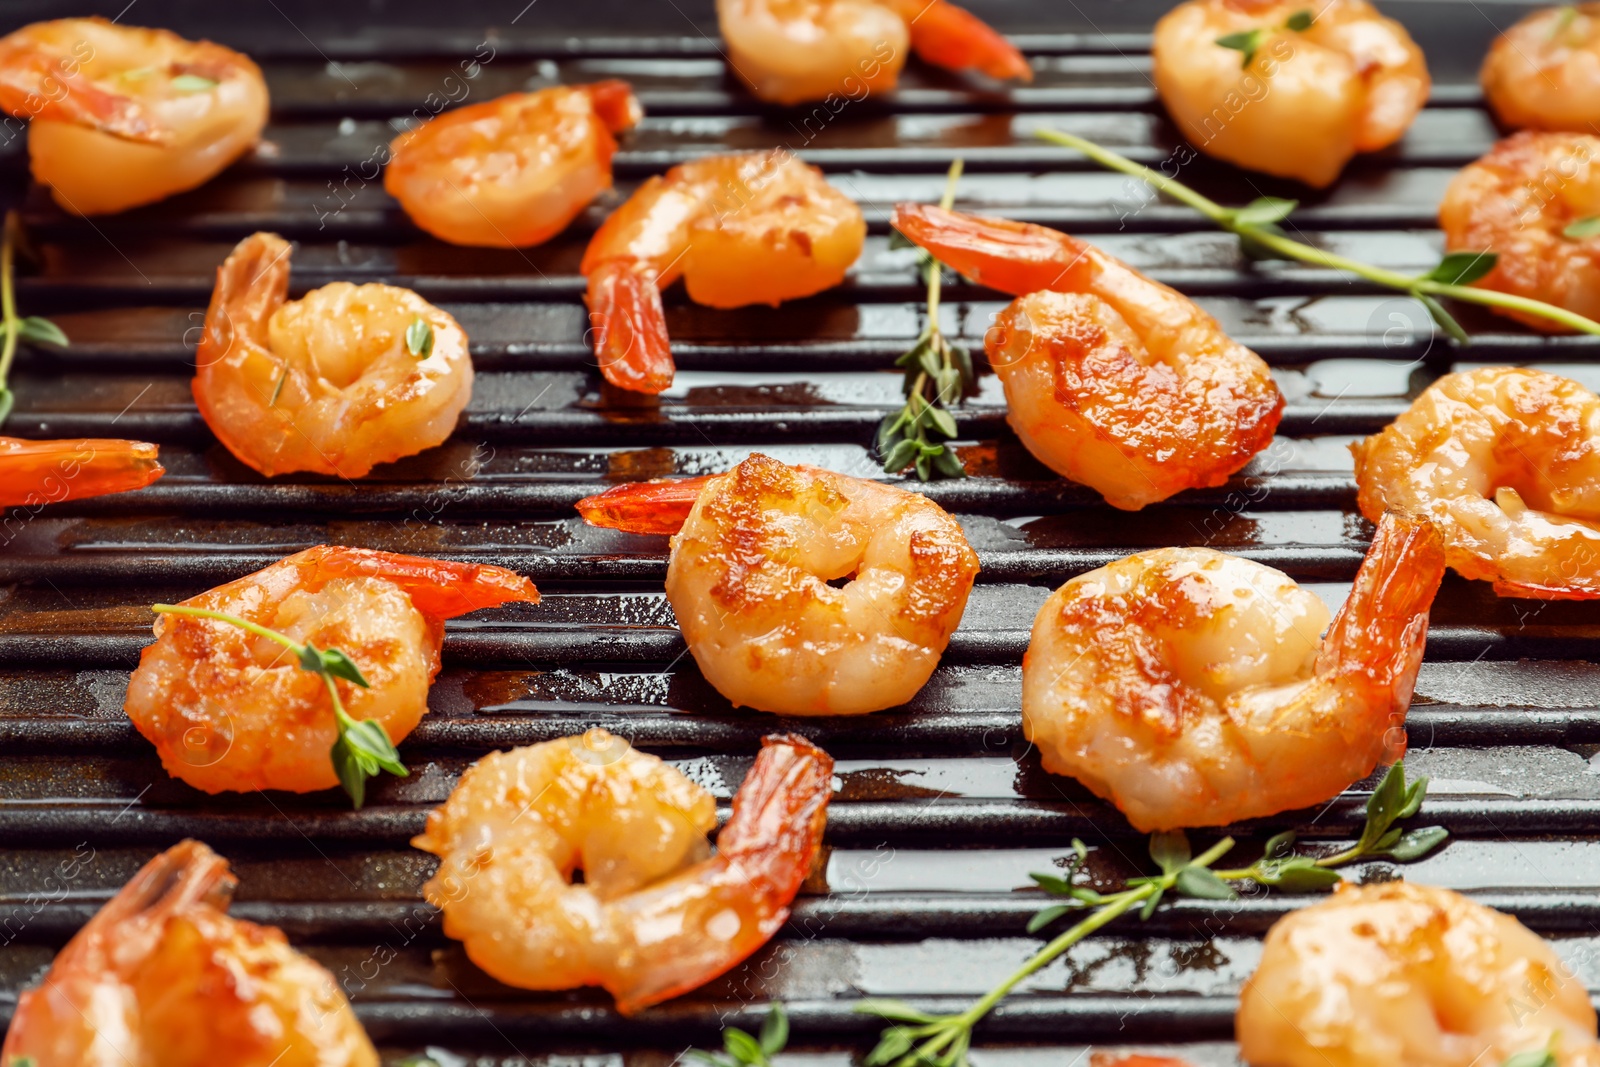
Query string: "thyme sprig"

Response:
xmin=150 ymin=603 xmax=409 ymax=807
xmin=1216 ymin=7 xmax=1314 ymax=68
xmin=0 ymin=210 xmax=70 ymax=427
xmin=687 ymin=1004 xmax=789 ymax=1067
xmin=1035 ymin=127 xmax=1600 ymax=341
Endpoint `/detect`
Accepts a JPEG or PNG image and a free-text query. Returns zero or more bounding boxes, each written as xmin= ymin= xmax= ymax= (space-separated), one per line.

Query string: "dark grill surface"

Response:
xmin=3 ymin=1 xmax=1599 ymax=1063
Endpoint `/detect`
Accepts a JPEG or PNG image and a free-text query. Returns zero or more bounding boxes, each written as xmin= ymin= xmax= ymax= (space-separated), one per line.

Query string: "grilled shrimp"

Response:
xmin=1 ymin=840 xmax=376 ymax=1067
xmin=717 ymin=0 xmax=1030 ymax=105
xmin=1439 ymin=131 xmax=1600 ymax=331
xmin=1483 ymin=5 xmax=1600 ymax=131
xmin=193 ymin=232 xmax=473 ymax=478
xmin=1238 ymin=881 xmax=1600 ymax=1067
xmin=124 ymin=546 xmax=538 ymax=795
xmin=385 ymin=81 xmax=642 ymax=248
xmin=0 ymin=18 xmax=268 ymax=215
xmin=414 ymin=729 xmax=831 ymax=1015
xmin=0 ymin=436 xmax=163 ymax=507
xmin=1152 ymin=0 xmax=1429 ymax=187
xmin=1021 ymin=513 xmax=1445 ymax=832
xmin=581 ymin=149 xmax=865 ymax=393
xmin=1353 ymin=367 xmax=1600 ymax=600
xmin=893 ymin=203 xmax=1282 ymax=510
xmin=576 ymin=453 xmax=979 ymax=715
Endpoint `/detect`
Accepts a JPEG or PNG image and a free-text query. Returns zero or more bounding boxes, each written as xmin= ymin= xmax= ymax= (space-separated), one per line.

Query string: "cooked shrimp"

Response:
xmin=1238 ymin=881 xmax=1600 ymax=1067
xmin=414 ymin=728 xmax=831 ymax=1015
xmin=716 ymin=0 xmax=1030 ymax=106
xmin=1353 ymin=367 xmax=1600 ymax=600
xmin=576 ymin=453 xmax=979 ymax=714
xmin=1021 ymin=513 xmax=1445 ymax=832
xmin=1152 ymin=0 xmax=1429 ymax=187
xmin=892 ymin=202 xmax=1283 ymax=510
xmin=124 ymin=545 xmax=538 ymax=795
xmin=0 ymin=18 xmax=268 ymax=215
xmin=384 ymin=81 xmax=642 ymax=248
xmin=1 ymin=839 xmax=377 ymax=1067
xmin=1439 ymin=131 xmax=1600 ymax=331
xmin=581 ymin=149 xmax=865 ymax=393
xmin=193 ymin=232 xmax=473 ymax=478
xmin=1 ymin=436 xmax=163 ymax=506
xmin=1483 ymin=5 xmax=1600 ymax=132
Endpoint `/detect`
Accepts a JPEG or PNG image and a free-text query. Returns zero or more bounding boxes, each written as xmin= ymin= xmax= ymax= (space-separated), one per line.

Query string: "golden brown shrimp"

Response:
xmin=193 ymin=232 xmax=473 ymax=478
xmin=1439 ymin=132 xmax=1600 ymax=331
xmin=581 ymin=149 xmax=865 ymax=393
xmin=716 ymin=0 xmax=1031 ymax=106
xmin=384 ymin=81 xmax=642 ymax=248
xmin=1152 ymin=0 xmax=1429 ymax=187
xmin=1353 ymin=367 xmax=1600 ymax=600
xmin=1 ymin=839 xmax=377 ymax=1067
xmin=0 ymin=436 xmax=163 ymax=507
xmin=576 ymin=453 xmax=979 ymax=715
xmin=1238 ymin=881 xmax=1600 ymax=1067
xmin=1483 ymin=4 xmax=1600 ymax=132
xmin=414 ymin=728 xmax=831 ymax=1015
xmin=892 ymin=202 xmax=1283 ymax=510
xmin=0 ymin=18 xmax=268 ymax=215
xmin=124 ymin=545 xmax=538 ymax=795
xmin=1021 ymin=513 xmax=1444 ymax=832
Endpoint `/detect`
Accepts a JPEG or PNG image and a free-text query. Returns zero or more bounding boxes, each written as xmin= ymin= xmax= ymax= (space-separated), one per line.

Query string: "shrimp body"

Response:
xmin=124 ymin=546 xmax=538 ymax=795
xmin=1439 ymin=132 xmax=1600 ymax=331
xmin=0 ymin=436 xmax=163 ymax=506
xmin=893 ymin=203 xmax=1283 ymax=510
xmin=193 ymin=232 xmax=473 ymax=477
xmin=385 ymin=81 xmax=642 ymax=248
xmin=414 ymin=729 xmax=831 ymax=1014
xmin=1353 ymin=367 xmax=1600 ymax=600
xmin=1021 ymin=513 xmax=1444 ymax=832
xmin=1238 ymin=881 xmax=1600 ymax=1067
xmin=1 ymin=840 xmax=376 ymax=1067
xmin=716 ymin=0 xmax=1030 ymax=106
xmin=1483 ymin=5 xmax=1600 ymax=132
xmin=581 ymin=150 xmax=865 ymax=393
xmin=1152 ymin=0 xmax=1429 ymax=187
xmin=0 ymin=18 xmax=268 ymax=215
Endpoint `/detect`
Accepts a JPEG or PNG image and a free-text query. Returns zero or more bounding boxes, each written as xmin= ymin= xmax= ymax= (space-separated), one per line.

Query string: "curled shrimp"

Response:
xmin=716 ymin=0 xmax=1030 ymax=106
xmin=576 ymin=453 xmax=979 ymax=715
xmin=1 ymin=839 xmax=377 ymax=1067
xmin=893 ymin=202 xmax=1283 ymax=511
xmin=384 ymin=81 xmax=642 ymax=248
xmin=0 ymin=436 xmax=163 ymax=507
xmin=1238 ymin=881 xmax=1600 ymax=1067
xmin=1353 ymin=367 xmax=1600 ymax=600
xmin=1483 ymin=5 xmax=1600 ymax=132
xmin=124 ymin=545 xmax=538 ymax=795
xmin=1439 ymin=131 xmax=1600 ymax=331
xmin=581 ymin=149 xmax=865 ymax=393
xmin=0 ymin=18 xmax=268 ymax=216
xmin=193 ymin=232 xmax=473 ymax=478
xmin=1152 ymin=0 xmax=1429 ymax=188
xmin=414 ymin=728 xmax=831 ymax=1015
xmin=1020 ymin=513 xmax=1445 ymax=832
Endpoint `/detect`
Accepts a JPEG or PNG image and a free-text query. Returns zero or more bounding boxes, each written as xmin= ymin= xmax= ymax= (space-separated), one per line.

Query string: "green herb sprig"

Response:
xmin=688 ymin=1004 xmax=788 ymax=1067
xmin=406 ymin=315 xmax=434 ymax=358
xmin=0 ymin=211 xmax=70 ymax=427
xmin=1503 ymin=1038 xmax=1560 ymax=1067
xmin=1216 ymin=8 xmax=1314 ymax=68
xmin=1035 ymin=127 xmax=1600 ymax=341
xmin=150 ymin=603 xmax=409 ymax=807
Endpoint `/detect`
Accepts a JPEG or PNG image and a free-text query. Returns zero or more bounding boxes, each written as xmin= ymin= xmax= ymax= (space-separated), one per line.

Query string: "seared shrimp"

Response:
xmin=1440 ymin=132 xmax=1600 ymax=331
xmin=124 ymin=545 xmax=538 ymax=795
xmin=1021 ymin=513 xmax=1445 ymax=832
xmin=1152 ymin=0 xmax=1429 ymax=188
xmin=581 ymin=149 xmax=865 ymax=393
xmin=0 ymin=18 xmax=268 ymax=215
xmin=1238 ymin=881 xmax=1600 ymax=1067
xmin=717 ymin=0 xmax=1030 ymax=106
xmin=1353 ymin=367 xmax=1600 ymax=600
xmin=193 ymin=232 xmax=473 ymax=477
xmin=576 ymin=453 xmax=979 ymax=715
xmin=893 ymin=203 xmax=1282 ymax=510
xmin=414 ymin=729 xmax=831 ymax=1015
xmin=1 ymin=840 xmax=376 ymax=1067
xmin=1483 ymin=5 xmax=1600 ymax=131
xmin=1 ymin=436 xmax=163 ymax=506
xmin=385 ymin=81 xmax=642 ymax=248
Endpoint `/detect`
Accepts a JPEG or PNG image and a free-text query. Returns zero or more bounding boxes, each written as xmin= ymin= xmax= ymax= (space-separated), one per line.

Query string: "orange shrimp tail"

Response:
xmin=904 ymin=1 xmax=1032 ymax=82
xmin=583 ymin=79 xmax=644 ymax=134
xmin=0 ymin=32 xmax=170 ymax=144
xmin=892 ymin=202 xmax=1090 ymax=296
xmin=0 ymin=436 xmax=164 ymax=507
xmin=585 ymin=259 xmax=675 ymax=394
xmin=302 ymin=545 xmax=540 ymax=619
xmin=576 ymin=475 xmax=713 ymax=534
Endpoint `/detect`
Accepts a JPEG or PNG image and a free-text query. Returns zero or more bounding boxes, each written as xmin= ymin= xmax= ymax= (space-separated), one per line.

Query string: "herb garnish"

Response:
xmin=405 ymin=315 xmax=434 ymax=358
xmin=1216 ymin=8 xmax=1314 ymax=68
xmin=687 ymin=1004 xmax=788 ymax=1067
xmin=0 ymin=211 xmax=70 ymax=427
xmin=1564 ymin=215 xmax=1600 ymax=240
xmin=170 ymin=73 xmax=219 ymax=93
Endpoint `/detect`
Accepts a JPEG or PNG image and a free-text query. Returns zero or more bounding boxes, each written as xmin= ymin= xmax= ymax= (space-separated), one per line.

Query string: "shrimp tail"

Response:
xmin=199 ymin=231 xmax=290 ymax=367
xmin=585 ymin=259 xmax=675 ymax=394
xmin=0 ymin=32 xmax=170 ymax=144
xmin=902 ymin=0 xmax=1032 ymax=82
xmin=0 ymin=436 xmax=164 ymax=507
xmin=582 ymin=79 xmax=644 ymax=134
xmin=891 ymin=202 xmax=1091 ymax=296
xmin=1492 ymin=577 xmax=1600 ymax=601
xmin=301 ymin=545 xmax=540 ymax=619
xmin=576 ymin=475 xmax=714 ymax=534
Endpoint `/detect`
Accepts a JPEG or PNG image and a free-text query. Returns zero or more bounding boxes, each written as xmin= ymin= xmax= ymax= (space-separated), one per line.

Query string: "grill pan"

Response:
xmin=3 ymin=0 xmax=1600 ymax=1062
